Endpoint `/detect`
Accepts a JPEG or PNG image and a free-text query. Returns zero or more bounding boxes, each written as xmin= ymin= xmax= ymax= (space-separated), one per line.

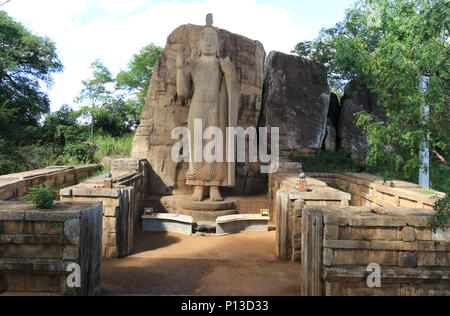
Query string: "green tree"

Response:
xmin=293 ymin=0 xmax=449 ymax=191
xmin=75 ymin=59 xmax=114 ymax=140
xmin=0 ymin=10 xmax=63 ymax=145
xmin=41 ymin=105 xmax=88 ymax=146
xmin=116 ymin=43 xmax=163 ymax=121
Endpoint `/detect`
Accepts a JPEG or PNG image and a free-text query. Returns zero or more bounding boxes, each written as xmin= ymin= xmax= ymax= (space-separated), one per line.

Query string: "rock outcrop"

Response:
xmin=324 ymin=119 xmax=337 ymax=152
xmin=262 ymin=51 xmax=330 ymax=156
xmin=132 ymin=24 xmax=266 ymax=195
xmin=338 ymin=81 xmax=386 ymax=161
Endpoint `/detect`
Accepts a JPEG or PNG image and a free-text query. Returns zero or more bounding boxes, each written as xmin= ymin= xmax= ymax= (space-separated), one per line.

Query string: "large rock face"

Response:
xmin=339 ymin=81 xmax=386 ymax=161
xmin=132 ymin=24 xmax=266 ymax=194
xmin=262 ymin=51 xmax=330 ymax=156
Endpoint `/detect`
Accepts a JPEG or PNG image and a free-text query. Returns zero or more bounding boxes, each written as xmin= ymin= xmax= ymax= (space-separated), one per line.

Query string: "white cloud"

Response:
xmin=4 ymin=0 xmax=314 ymax=111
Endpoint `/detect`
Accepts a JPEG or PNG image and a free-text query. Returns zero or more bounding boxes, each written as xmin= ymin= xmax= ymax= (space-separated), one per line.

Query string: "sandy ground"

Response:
xmin=101 ymin=230 xmax=301 ymax=296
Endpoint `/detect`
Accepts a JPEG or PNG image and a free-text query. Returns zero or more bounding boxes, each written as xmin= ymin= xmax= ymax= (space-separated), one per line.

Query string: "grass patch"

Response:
xmin=93 ymin=133 xmax=134 ymax=162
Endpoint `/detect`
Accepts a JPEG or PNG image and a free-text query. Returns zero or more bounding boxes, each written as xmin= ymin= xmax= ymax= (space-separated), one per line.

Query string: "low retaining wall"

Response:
xmin=308 ymin=173 xmax=445 ymax=209
xmin=301 ymin=206 xmax=449 ymax=296
xmin=274 ymin=176 xmax=351 ymax=262
xmin=60 ymin=159 xmax=147 ymax=259
xmin=0 ymin=165 xmax=101 ymax=201
xmin=0 ymin=201 xmax=102 ymax=296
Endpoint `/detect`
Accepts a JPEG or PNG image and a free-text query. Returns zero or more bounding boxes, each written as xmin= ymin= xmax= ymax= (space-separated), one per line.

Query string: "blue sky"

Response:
xmin=3 ymin=0 xmax=356 ymax=111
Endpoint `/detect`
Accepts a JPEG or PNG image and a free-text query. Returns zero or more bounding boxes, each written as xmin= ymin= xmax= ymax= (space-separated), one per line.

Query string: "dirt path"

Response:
xmin=101 ymin=231 xmax=301 ymax=296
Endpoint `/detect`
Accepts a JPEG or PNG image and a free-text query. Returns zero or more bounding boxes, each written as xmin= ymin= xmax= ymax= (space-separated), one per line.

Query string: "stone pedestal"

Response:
xmin=144 ymin=195 xmax=239 ymax=223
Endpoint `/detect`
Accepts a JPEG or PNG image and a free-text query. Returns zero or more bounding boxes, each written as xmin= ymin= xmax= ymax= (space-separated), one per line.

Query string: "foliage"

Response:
xmin=0 ymin=10 xmax=63 ymax=145
xmin=25 ymin=185 xmax=56 ymax=209
xmin=75 ymin=60 xmax=115 ymax=140
xmin=92 ymin=133 xmax=134 ymax=163
xmin=293 ymin=0 xmax=449 ymax=191
xmin=116 ymin=43 xmax=163 ymax=119
xmin=41 ymin=105 xmax=89 ymax=146
xmin=429 ymin=195 xmax=450 ymax=233
xmin=63 ymin=143 xmax=96 ymax=164
xmin=290 ymin=149 xmax=360 ymax=173
xmin=291 ymin=149 xmax=449 ymax=194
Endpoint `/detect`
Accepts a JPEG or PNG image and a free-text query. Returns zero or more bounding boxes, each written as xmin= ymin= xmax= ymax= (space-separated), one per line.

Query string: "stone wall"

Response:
xmin=301 ymin=206 xmax=449 ymax=296
xmin=274 ymin=176 xmax=351 ymax=262
xmin=308 ymin=173 xmax=445 ymax=209
xmin=60 ymin=159 xmax=147 ymax=259
xmin=0 ymin=201 xmax=102 ymax=296
xmin=0 ymin=165 xmax=101 ymax=201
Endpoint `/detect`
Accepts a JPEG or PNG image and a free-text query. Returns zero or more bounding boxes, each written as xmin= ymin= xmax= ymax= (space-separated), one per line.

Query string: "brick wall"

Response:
xmin=308 ymin=173 xmax=445 ymax=209
xmin=0 ymin=201 xmax=102 ymax=296
xmin=301 ymin=206 xmax=450 ymax=296
xmin=60 ymin=159 xmax=147 ymax=259
xmin=0 ymin=165 xmax=101 ymax=201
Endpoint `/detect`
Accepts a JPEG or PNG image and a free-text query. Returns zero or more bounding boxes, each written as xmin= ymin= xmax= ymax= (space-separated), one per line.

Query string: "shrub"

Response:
xmin=429 ymin=195 xmax=450 ymax=233
xmin=64 ymin=143 xmax=96 ymax=164
xmin=25 ymin=185 xmax=56 ymax=209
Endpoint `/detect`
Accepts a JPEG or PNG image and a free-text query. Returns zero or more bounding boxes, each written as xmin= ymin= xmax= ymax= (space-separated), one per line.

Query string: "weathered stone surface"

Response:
xmin=338 ymin=81 xmax=386 ymax=161
xmin=262 ymin=51 xmax=330 ymax=156
xmin=142 ymin=214 xmax=193 ymax=235
xmin=433 ymin=229 xmax=450 ymax=241
xmin=328 ymin=92 xmax=341 ymax=128
xmin=402 ymin=226 xmax=416 ymax=242
xmin=132 ymin=23 xmax=266 ymax=195
xmin=64 ymin=219 xmax=80 ymax=245
xmin=398 ymin=252 xmax=417 ymax=268
xmin=63 ymin=245 xmax=79 ymax=260
xmin=324 ymin=119 xmax=337 ymax=152
xmin=324 ymin=225 xmax=339 ymax=240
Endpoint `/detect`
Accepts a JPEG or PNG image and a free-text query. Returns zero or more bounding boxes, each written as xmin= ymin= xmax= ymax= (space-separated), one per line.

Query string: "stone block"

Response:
xmin=402 ymin=227 xmax=416 ymax=242
xmin=323 ymin=215 xmax=349 ymax=226
xmin=416 ymin=228 xmax=432 ymax=241
xmin=142 ymin=214 xmax=194 ymax=236
xmin=0 ymin=211 xmax=25 ymax=221
xmin=63 ymin=245 xmax=79 ymax=260
xmin=403 ymin=242 xmax=419 ymax=251
xmin=59 ymin=188 xmax=73 ymax=197
xmin=349 ymin=216 xmax=406 ymax=227
xmin=339 ymin=226 xmax=400 ymax=241
xmin=103 ymin=217 xmax=117 ymax=230
xmin=216 ymin=215 xmax=269 ymax=236
xmin=323 ymin=248 xmax=334 ymax=266
xmin=104 ymin=206 xmax=119 ymax=217
xmin=418 ymin=241 xmax=436 ymax=251
xmin=104 ymin=246 xmax=118 ymax=259
xmin=64 ymin=219 xmax=80 ymax=245
xmin=324 ymin=225 xmax=339 ymax=240
xmin=398 ymin=252 xmax=417 ymax=268
xmin=334 ymin=250 xmax=398 ymax=266
xmin=407 ymin=216 xmax=432 ymax=227
xmin=417 ymin=252 xmax=436 ymax=267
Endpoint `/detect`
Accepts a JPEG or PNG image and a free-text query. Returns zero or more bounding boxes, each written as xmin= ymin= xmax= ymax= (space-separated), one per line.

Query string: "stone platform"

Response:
xmin=143 ymin=195 xmax=275 ymax=232
xmin=145 ymin=195 xmax=239 ymax=222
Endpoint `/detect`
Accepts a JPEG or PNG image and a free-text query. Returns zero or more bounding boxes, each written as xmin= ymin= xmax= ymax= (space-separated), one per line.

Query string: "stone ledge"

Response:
xmin=324 ymin=240 xmax=450 ymax=252
xmin=142 ymin=213 xmax=193 ymax=224
xmin=216 ymin=214 xmax=269 ymax=236
xmin=142 ymin=214 xmax=193 ymax=235
xmin=324 ymin=266 xmax=450 ymax=281
xmin=216 ymin=214 xmax=269 ymax=224
xmin=0 ymin=258 xmax=69 ymax=272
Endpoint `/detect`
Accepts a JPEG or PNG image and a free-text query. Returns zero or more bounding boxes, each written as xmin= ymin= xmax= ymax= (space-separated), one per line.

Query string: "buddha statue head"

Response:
xmin=198 ymin=13 xmax=220 ymax=57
